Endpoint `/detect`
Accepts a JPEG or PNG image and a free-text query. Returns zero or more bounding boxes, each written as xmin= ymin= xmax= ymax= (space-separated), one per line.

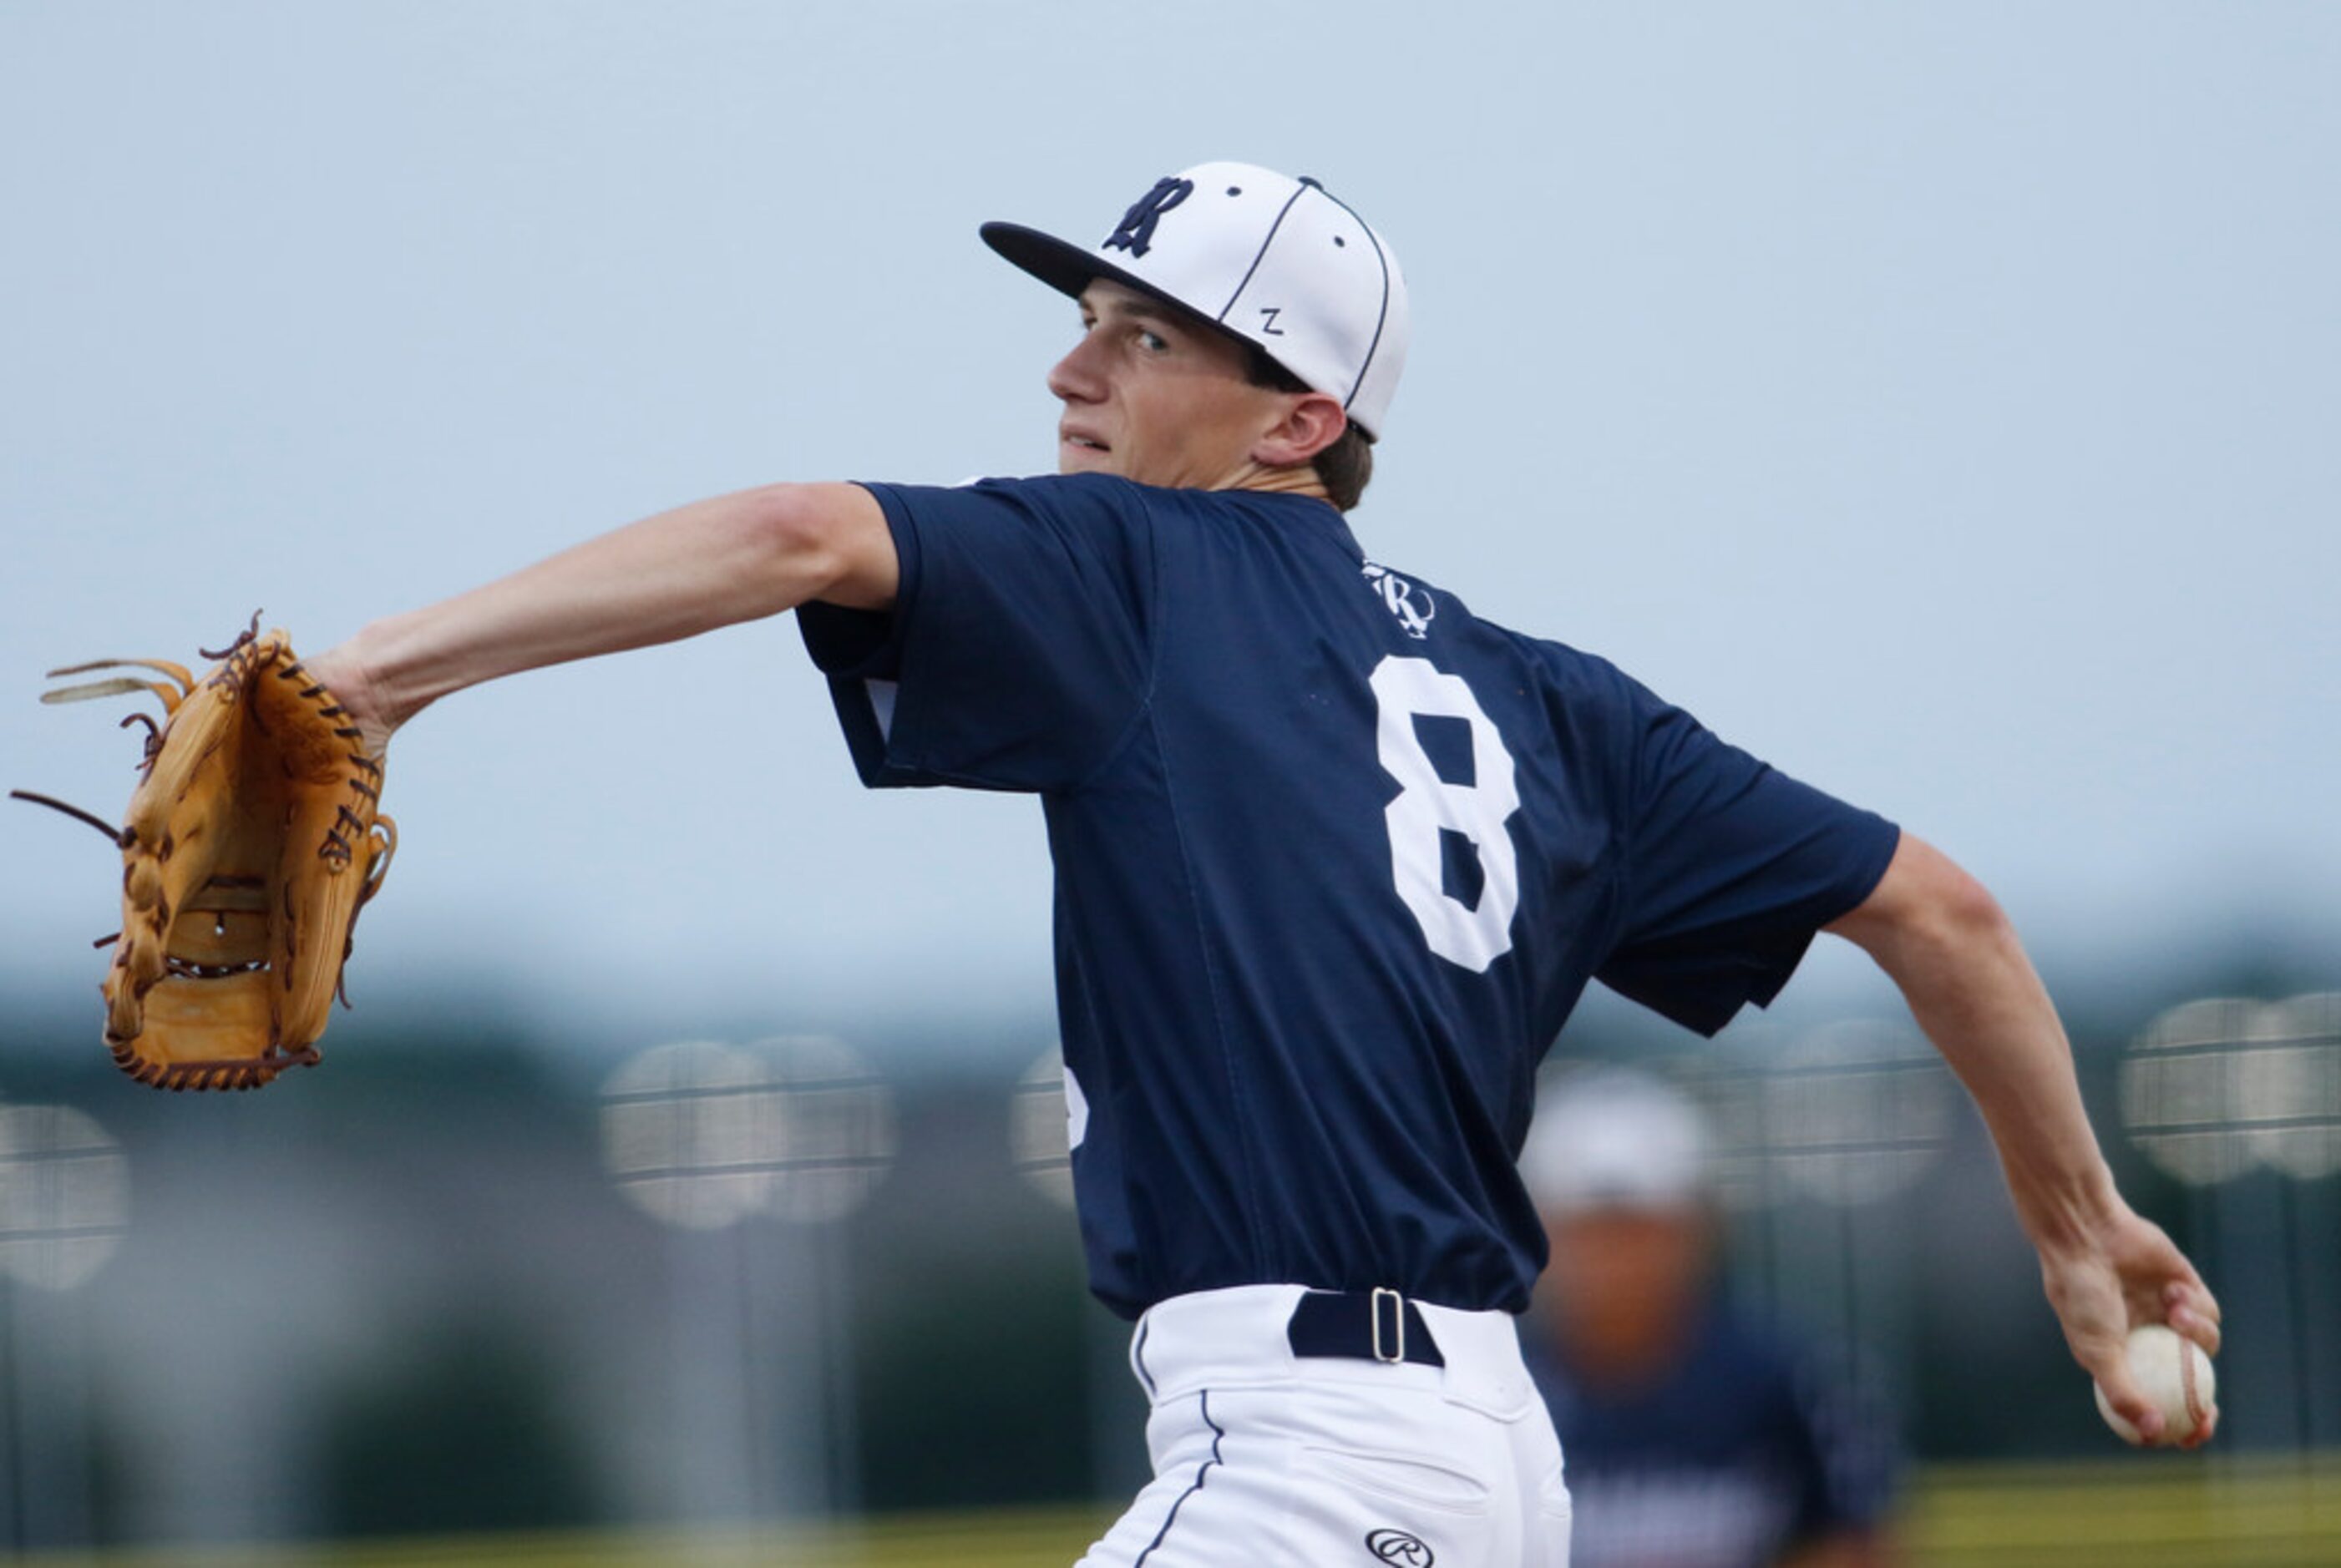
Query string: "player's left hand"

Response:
xmin=302 ymin=641 xmax=398 ymax=759
xmin=2036 ymin=1199 xmax=2222 ymax=1447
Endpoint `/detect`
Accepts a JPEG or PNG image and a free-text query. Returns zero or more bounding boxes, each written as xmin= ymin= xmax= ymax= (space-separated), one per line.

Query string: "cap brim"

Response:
xmin=980 ymin=220 xmax=1211 ymax=325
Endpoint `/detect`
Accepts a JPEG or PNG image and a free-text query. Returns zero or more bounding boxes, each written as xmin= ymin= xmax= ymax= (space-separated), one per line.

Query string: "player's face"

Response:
xmin=1048 ymin=280 xmax=1293 ymax=490
xmin=1542 ymin=1206 xmax=1714 ymax=1357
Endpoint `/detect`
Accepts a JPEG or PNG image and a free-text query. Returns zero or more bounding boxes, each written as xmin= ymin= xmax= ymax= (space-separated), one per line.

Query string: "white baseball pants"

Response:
xmin=1076 ymin=1284 xmax=1573 ymax=1567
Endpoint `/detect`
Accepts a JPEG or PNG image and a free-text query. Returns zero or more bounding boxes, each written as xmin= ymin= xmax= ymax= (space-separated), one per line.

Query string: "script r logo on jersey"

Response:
xmin=1365 ymin=1527 xmax=1435 ymax=1565
xmin=1363 ymin=563 xmax=1436 ymax=640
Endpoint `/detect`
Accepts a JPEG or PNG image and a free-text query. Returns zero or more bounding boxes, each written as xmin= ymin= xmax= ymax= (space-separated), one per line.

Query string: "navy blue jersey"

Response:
xmin=1524 ymin=1311 xmax=1901 ymax=1567
xmin=799 ymin=475 xmax=1897 ymax=1317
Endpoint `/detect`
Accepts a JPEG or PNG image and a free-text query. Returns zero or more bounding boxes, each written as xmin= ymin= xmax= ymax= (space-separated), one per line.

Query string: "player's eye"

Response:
xmin=1137 ymin=328 xmax=1168 ymax=353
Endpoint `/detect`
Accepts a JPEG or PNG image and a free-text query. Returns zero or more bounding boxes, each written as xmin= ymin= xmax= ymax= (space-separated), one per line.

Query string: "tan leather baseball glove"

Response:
xmin=13 ymin=620 xmax=395 ymax=1090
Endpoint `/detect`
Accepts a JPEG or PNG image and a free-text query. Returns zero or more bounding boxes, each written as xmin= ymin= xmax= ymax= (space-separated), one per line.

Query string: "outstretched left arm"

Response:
xmin=306 ymin=481 xmax=897 ymax=756
xmin=1825 ymin=832 xmax=2222 ymax=1446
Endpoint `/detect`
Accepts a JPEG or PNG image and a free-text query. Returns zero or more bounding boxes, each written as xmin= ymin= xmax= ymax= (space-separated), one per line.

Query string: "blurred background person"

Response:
xmin=1522 ymin=1068 xmax=1900 ymax=1568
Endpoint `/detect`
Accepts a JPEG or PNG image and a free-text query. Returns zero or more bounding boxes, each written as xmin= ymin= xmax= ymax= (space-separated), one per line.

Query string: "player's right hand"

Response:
xmin=2036 ymin=1199 xmax=2222 ymax=1448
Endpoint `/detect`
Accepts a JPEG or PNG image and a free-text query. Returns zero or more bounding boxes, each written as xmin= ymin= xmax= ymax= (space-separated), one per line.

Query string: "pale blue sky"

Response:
xmin=4 ymin=2 xmax=2335 ymax=1045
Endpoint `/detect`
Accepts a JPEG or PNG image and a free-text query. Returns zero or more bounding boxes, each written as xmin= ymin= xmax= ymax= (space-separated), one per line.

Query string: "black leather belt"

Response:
xmin=1286 ymin=1287 xmax=1446 ymax=1368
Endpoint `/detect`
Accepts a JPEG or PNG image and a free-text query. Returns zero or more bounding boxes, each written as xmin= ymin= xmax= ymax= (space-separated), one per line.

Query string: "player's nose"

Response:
xmin=1046 ymin=336 xmax=1105 ymax=404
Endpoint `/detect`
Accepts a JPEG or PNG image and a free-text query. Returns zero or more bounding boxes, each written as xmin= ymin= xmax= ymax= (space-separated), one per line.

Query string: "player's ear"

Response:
xmin=1252 ymin=392 xmax=1348 ymax=470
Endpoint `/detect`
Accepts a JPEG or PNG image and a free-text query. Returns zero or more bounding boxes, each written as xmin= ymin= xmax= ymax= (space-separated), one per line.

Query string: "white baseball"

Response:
xmin=2094 ymin=1324 xmax=2216 ymax=1446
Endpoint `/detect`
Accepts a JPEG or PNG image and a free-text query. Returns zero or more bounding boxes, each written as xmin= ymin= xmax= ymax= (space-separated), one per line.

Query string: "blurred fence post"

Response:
xmin=602 ymin=1034 xmax=893 ymax=1538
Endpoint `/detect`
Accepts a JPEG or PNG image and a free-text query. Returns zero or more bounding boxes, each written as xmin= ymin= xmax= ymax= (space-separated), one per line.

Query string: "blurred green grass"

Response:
xmin=1910 ymin=1454 xmax=2341 ymax=1567
xmin=13 ymin=1454 xmax=2338 ymax=1566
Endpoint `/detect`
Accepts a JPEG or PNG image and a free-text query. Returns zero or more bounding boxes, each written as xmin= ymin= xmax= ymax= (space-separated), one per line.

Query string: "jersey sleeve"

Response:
xmin=1596 ymin=678 xmax=1899 ymax=1034
xmin=796 ymin=475 xmax=1157 ymax=793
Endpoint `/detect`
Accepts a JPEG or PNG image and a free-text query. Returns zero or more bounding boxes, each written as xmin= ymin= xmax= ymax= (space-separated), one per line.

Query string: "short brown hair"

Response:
xmin=1244 ymin=343 xmax=1375 ymax=512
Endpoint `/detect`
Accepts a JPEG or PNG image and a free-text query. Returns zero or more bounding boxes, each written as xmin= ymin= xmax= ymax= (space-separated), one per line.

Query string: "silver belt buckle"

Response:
xmin=1371 ymin=1287 xmax=1405 ymax=1363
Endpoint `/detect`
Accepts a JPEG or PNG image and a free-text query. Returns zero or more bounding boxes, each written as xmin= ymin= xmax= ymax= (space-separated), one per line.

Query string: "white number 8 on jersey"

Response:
xmin=1370 ymin=655 xmax=1522 ymax=972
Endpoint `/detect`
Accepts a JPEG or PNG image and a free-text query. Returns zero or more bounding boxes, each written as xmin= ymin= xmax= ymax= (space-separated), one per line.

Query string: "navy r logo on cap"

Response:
xmin=1103 ymin=176 xmax=1194 ymax=259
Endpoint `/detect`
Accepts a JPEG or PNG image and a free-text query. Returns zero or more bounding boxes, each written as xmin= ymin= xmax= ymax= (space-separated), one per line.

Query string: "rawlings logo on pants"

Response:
xmin=1366 ymin=1528 xmax=1435 ymax=1565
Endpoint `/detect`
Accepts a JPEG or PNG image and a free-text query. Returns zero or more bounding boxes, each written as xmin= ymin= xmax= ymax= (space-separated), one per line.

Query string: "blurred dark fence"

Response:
xmin=0 ymin=943 xmax=2334 ymax=1556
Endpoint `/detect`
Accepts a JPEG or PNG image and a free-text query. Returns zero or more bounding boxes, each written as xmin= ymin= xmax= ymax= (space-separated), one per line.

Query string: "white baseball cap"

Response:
xmin=1519 ymin=1068 xmax=1714 ymax=1213
xmin=981 ymin=161 xmax=1411 ymax=440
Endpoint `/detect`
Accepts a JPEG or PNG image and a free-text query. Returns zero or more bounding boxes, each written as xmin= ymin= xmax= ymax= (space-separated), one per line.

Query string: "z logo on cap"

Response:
xmin=1104 ymin=176 xmax=1194 ymax=259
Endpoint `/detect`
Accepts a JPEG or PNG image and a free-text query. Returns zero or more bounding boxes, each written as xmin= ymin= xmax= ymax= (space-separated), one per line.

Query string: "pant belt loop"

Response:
xmin=1371 ymin=1287 xmax=1405 ymax=1364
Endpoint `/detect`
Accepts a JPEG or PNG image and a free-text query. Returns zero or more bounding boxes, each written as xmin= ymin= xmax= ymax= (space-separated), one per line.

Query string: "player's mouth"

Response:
xmin=1060 ymin=427 xmax=1110 ymax=454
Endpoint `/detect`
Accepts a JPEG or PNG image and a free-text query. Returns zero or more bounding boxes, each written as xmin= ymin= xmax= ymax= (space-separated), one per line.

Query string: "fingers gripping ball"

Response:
xmin=2095 ymin=1325 xmax=2217 ymax=1446
xmin=18 ymin=622 xmax=396 ymax=1090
